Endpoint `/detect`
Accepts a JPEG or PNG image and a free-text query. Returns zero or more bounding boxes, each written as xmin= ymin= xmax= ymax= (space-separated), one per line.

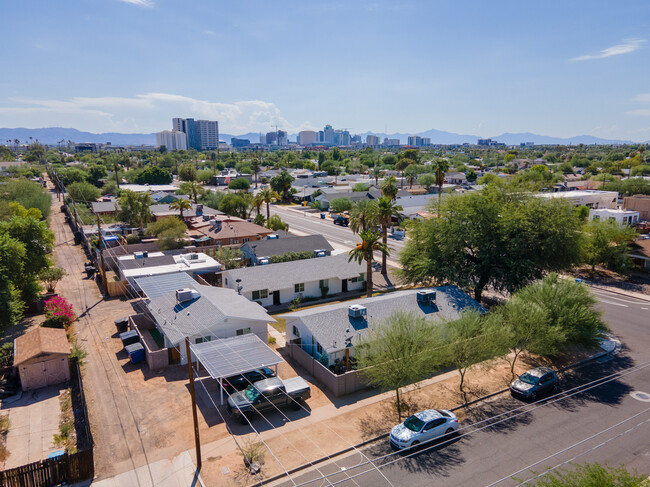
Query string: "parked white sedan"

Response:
xmin=389 ymin=409 xmax=459 ymax=450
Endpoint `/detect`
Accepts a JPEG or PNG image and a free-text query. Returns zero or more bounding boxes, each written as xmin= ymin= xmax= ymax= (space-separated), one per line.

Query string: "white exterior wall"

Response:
xmin=589 ymin=209 xmax=640 ymax=225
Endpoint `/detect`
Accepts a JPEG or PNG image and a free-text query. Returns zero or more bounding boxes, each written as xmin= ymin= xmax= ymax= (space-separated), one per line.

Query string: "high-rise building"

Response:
xmin=421 ymin=137 xmax=431 ymax=146
xmin=323 ymin=125 xmax=335 ymax=145
xmin=171 ymin=117 xmax=218 ymax=150
xmin=408 ymin=135 xmax=422 ymax=147
xmin=383 ymin=138 xmax=400 ymax=147
xmin=298 ymin=130 xmax=317 ymax=146
xmin=277 ymin=130 xmax=288 ymax=146
xmin=265 ymin=131 xmax=277 ymax=145
xmin=351 ymin=134 xmax=362 ymax=145
xmin=155 ymin=130 xmax=188 ymax=150
xmin=366 ymin=135 xmax=380 ymax=146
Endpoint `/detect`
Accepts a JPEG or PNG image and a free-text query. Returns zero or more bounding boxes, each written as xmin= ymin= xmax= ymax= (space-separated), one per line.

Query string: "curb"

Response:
xmin=258 ymin=345 xmax=617 ymax=486
xmin=582 ymin=281 xmax=650 ymax=303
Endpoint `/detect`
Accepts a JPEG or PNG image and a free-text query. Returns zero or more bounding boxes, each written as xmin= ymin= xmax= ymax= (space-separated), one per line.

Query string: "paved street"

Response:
xmin=276 ymin=288 xmax=650 ymax=486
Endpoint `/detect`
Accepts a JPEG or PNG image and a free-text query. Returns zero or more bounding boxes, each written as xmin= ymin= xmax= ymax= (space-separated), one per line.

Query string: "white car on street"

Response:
xmin=389 ymin=409 xmax=459 ymax=450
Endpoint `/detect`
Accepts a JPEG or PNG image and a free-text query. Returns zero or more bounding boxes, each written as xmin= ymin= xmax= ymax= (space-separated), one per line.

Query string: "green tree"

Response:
xmin=118 ymin=190 xmax=153 ymax=229
xmin=59 ymin=167 xmax=88 ymax=185
xmin=404 ymin=164 xmax=421 ymax=189
xmin=39 ymin=267 xmax=66 ymax=293
xmin=270 ymin=171 xmax=294 ymax=201
xmin=87 ymin=164 xmax=108 ymax=185
xmin=218 ymin=193 xmax=249 ymax=219
xmin=532 ymin=462 xmax=645 ymax=487
xmin=329 ymin=197 xmax=354 ymax=213
xmin=418 ymin=173 xmax=436 ymax=192
xmin=179 ymin=181 xmax=205 ymax=203
xmin=213 ymin=247 xmax=242 ymax=270
xmin=400 ymin=187 xmax=582 ymax=301
xmin=352 ymin=182 xmax=370 ymax=192
xmin=432 ymin=158 xmax=450 ymax=212
xmin=178 ymin=162 xmax=197 ymax=181
xmin=67 ymin=181 xmax=101 ymax=203
xmin=258 ymin=187 xmax=280 ymax=220
xmin=466 ymin=168 xmax=477 ymax=183
xmin=0 ymin=233 xmax=27 ymax=330
xmin=356 ymin=311 xmax=441 ymax=421
xmin=375 ymin=196 xmax=402 ymax=275
xmin=169 ymin=198 xmax=192 ymax=220
xmin=348 ymin=229 xmax=387 ymax=298
xmin=0 ymin=179 xmax=51 ymax=219
xmin=133 ymin=166 xmax=172 ymax=185
xmin=145 ymin=217 xmax=187 ymax=250
xmin=266 ymin=214 xmax=288 ymax=231
xmin=380 ymin=175 xmax=398 ymax=200
xmin=583 ymin=219 xmax=638 ymax=273
xmin=349 ymin=200 xmax=378 ymax=234
xmin=228 ymin=177 xmax=251 ymax=190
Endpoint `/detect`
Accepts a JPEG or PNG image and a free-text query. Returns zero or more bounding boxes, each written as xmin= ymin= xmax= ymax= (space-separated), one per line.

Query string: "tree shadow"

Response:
xmin=462 ymin=396 xmax=535 ymax=435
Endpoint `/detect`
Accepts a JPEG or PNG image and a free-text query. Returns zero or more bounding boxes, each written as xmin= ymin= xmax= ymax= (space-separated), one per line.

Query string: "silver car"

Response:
xmin=389 ymin=409 xmax=459 ymax=449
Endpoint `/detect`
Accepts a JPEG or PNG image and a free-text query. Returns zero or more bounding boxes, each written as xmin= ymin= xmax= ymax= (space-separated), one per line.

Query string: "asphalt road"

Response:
xmin=277 ymin=288 xmax=650 ymax=487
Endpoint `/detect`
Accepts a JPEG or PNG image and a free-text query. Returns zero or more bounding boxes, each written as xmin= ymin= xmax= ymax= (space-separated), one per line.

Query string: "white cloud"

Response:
xmin=0 ymin=93 xmax=314 ymax=134
xmin=626 ymin=93 xmax=650 ymax=117
xmin=570 ymin=38 xmax=646 ymax=62
xmin=118 ymin=0 xmax=153 ymax=7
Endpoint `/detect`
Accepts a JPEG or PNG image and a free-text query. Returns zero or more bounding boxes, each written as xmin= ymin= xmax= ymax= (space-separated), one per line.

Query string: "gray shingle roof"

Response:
xmin=280 ymin=286 xmax=485 ymax=353
xmin=146 ymin=285 xmax=274 ymax=346
xmin=119 ymin=255 xmax=176 ymax=270
xmin=135 ymin=273 xmax=199 ymax=298
xmin=91 ymin=201 xmax=119 ymax=213
xmin=241 ymin=235 xmax=333 ymax=258
xmin=224 ymin=254 xmax=364 ymax=293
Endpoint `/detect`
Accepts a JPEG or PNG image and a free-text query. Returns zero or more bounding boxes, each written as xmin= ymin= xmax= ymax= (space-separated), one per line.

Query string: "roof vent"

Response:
xmin=348 ymin=305 xmax=367 ymax=319
xmin=176 ymin=288 xmax=198 ymax=303
xmin=416 ymin=290 xmax=436 ymax=304
xmin=313 ymin=249 xmax=326 ymax=257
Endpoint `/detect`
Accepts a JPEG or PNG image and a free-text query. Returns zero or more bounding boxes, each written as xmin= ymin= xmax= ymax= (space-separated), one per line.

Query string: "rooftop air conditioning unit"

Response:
xmin=348 ymin=305 xmax=367 ymax=319
xmin=267 ymin=234 xmax=279 ymax=240
xmin=313 ymin=249 xmax=326 ymax=257
xmin=176 ymin=288 xmax=198 ymax=303
xmin=134 ymin=251 xmax=144 ymax=259
xmin=258 ymin=257 xmax=270 ymax=265
xmin=187 ymin=253 xmax=199 ymax=260
xmin=416 ymin=290 xmax=436 ymax=304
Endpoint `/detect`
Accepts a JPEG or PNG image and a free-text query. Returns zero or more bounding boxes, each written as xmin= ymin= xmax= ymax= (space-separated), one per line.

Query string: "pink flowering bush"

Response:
xmin=43 ymin=295 xmax=75 ymax=329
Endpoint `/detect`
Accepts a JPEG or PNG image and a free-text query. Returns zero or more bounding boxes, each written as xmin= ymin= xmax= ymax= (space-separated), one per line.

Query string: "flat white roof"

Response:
xmin=120 ymin=252 xmax=221 ymax=278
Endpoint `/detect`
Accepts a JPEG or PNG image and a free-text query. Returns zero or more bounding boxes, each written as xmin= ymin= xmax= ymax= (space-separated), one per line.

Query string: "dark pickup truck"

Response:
xmin=227 ymin=377 xmax=311 ymax=424
xmin=333 ymin=215 xmax=349 ymax=226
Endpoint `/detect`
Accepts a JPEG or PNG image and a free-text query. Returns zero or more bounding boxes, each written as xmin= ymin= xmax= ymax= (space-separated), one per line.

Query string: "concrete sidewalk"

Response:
xmin=73 ymin=450 xmax=204 ymax=487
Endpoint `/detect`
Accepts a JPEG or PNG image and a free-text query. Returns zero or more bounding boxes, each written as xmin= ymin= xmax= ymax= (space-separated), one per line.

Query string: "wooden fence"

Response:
xmin=0 ymin=449 xmax=94 ymax=487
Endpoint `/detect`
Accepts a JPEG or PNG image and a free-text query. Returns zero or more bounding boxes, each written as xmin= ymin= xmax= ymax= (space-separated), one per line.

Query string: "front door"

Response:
xmin=342 ymin=279 xmax=348 ymax=293
xmin=272 ymin=290 xmax=280 ymax=306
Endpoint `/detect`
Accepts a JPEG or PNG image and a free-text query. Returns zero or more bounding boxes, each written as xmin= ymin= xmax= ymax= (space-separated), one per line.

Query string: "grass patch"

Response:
xmin=270 ymin=316 xmax=286 ymax=334
xmin=53 ymin=389 xmax=77 ymax=453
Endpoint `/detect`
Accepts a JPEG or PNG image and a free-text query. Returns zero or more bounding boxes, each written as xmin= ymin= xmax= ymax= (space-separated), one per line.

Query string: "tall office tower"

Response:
xmin=366 ymin=135 xmax=380 ymax=146
xmin=195 ymin=120 xmax=219 ymax=150
xmin=265 ymin=131 xmax=278 ymax=145
xmin=323 ymin=124 xmax=335 ymax=145
xmin=384 ymin=138 xmax=401 ymax=147
xmin=351 ymin=134 xmax=362 ymax=145
xmin=172 ymin=118 xmax=199 ymax=149
xmin=408 ymin=135 xmax=422 ymax=147
xmin=277 ymin=130 xmax=288 ymax=146
xmin=421 ymin=137 xmax=431 ymax=146
xmin=298 ymin=130 xmax=317 ymax=146
xmin=336 ymin=130 xmax=351 ymax=146
xmin=317 ymin=131 xmax=325 ymax=143
xmin=156 ymin=130 xmax=188 ymax=150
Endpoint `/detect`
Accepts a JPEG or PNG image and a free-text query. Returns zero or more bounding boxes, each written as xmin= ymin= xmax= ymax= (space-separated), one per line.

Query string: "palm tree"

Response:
xmin=375 ymin=197 xmax=403 ymax=275
xmin=259 ymin=187 xmax=280 ymax=220
xmin=252 ymin=153 xmax=261 ymax=189
xmin=373 ymin=167 xmax=384 ymax=187
xmin=433 ymin=158 xmax=450 ymax=214
xmin=179 ymin=181 xmax=204 ymax=203
xmin=349 ymin=200 xmax=378 ymax=234
xmin=380 ymin=175 xmax=398 ymax=200
xmin=169 ymin=198 xmax=192 ymax=221
xmin=348 ymin=230 xmax=388 ymax=298
xmin=253 ymin=192 xmax=264 ymax=216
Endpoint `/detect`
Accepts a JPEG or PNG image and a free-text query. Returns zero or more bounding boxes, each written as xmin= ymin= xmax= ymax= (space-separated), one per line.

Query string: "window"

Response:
xmin=316 ymin=342 xmax=323 ymax=354
xmin=195 ymin=336 xmax=212 ymax=344
xmin=295 ymin=283 xmax=305 ymax=293
xmin=293 ymin=325 xmax=300 ymax=338
xmin=230 ymin=239 xmax=239 ymax=244
xmin=243 ymin=238 xmax=250 ymax=243
xmin=225 ymin=278 xmax=228 ymax=286
xmin=350 ymin=273 xmax=364 ymax=283
xmin=236 ymin=328 xmax=251 ymax=336
xmin=252 ymin=289 xmax=268 ymax=300
xmin=319 ymin=279 xmax=329 ymax=289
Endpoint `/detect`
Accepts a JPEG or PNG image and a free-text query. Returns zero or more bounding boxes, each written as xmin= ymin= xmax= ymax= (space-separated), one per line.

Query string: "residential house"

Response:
xmin=315 ymin=189 xmax=382 ymax=210
xmin=623 ymin=195 xmax=650 ymax=221
xmin=119 ymin=184 xmax=178 ymax=193
xmin=194 ymin=219 xmax=274 ymax=247
xmin=281 ymin=286 xmax=484 ymax=367
xmin=150 ymin=192 xmax=190 ymax=204
xmin=150 ymin=203 xmax=222 ymax=222
xmin=91 ymin=200 xmax=120 ymax=216
xmin=629 ymin=238 xmax=650 ymax=272
xmin=589 ymin=208 xmax=640 ymax=226
xmin=240 ymin=234 xmax=333 ymax=265
xmin=117 ymin=251 xmax=222 ymax=290
xmin=141 ymin=278 xmax=274 ymax=364
xmin=539 ymin=190 xmax=619 ymax=209
xmin=445 ymin=172 xmax=467 ymax=185
xmin=222 ymin=253 xmax=365 ymax=307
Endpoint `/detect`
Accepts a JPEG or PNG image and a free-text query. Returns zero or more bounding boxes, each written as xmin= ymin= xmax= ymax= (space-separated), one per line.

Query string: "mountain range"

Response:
xmin=0 ymin=126 xmax=638 ymax=147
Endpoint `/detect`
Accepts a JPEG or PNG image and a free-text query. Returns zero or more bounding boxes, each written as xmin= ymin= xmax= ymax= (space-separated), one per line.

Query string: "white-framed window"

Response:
xmin=252 ymin=289 xmax=268 ymax=300
xmin=319 ymin=279 xmax=329 ymax=289
xmin=195 ymin=336 xmax=212 ymax=344
xmin=295 ymin=283 xmax=305 ymax=293
xmin=293 ymin=325 xmax=300 ymax=338
xmin=236 ymin=327 xmax=251 ymax=336
xmin=230 ymin=238 xmax=239 ymax=244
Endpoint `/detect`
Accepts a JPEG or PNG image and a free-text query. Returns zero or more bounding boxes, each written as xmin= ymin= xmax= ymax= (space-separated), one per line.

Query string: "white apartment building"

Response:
xmin=155 ymin=130 xmax=187 ymax=150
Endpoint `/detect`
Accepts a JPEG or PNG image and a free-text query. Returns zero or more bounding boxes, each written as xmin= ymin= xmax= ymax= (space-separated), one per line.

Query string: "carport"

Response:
xmin=189 ymin=334 xmax=283 ymax=404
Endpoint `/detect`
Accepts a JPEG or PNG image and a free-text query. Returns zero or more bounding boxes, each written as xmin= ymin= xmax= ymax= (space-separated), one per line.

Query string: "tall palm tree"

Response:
xmin=380 ymin=175 xmax=398 ymax=200
xmin=253 ymin=192 xmax=264 ymax=216
xmin=375 ymin=197 xmax=403 ymax=275
xmin=348 ymin=230 xmax=388 ymax=298
xmin=259 ymin=187 xmax=280 ymax=220
xmin=349 ymin=200 xmax=378 ymax=234
xmin=169 ymin=198 xmax=192 ymax=221
xmin=252 ymin=153 xmax=261 ymax=189
xmin=179 ymin=181 xmax=204 ymax=203
xmin=433 ymin=158 xmax=450 ymax=214
xmin=373 ymin=167 xmax=384 ymax=187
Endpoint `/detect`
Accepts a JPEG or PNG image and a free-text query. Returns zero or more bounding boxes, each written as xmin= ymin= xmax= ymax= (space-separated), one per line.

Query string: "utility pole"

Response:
xmin=96 ymin=215 xmax=107 ymax=288
xmin=185 ymin=338 xmax=202 ymax=471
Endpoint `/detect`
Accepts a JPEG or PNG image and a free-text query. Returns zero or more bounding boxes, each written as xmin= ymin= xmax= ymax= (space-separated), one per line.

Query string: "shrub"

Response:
xmin=39 ymin=267 xmax=66 ymax=293
xmin=67 ymin=181 xmax=101 ymax=203
xmin=228 ymin=177 xmax=251 ymax=190
xmin=70 ymin=342 xmax=88 ymax=367
xmin=0 ymin=343 xmax=13 ymax=367
xmin=43 ymin=295 xmax=75 ymax=329
xmin=241 ymin=439 xmax=265 ymax=466
xmin=268 ymin=336 xmax=276 ymax=345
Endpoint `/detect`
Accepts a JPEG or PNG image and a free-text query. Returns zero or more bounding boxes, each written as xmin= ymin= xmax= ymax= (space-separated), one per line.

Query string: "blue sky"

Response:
xmin=2 ymin=0 xmax=650 ymax=140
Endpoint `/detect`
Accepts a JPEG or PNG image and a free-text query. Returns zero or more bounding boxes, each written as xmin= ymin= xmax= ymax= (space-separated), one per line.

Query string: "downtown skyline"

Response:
xmin=1 ymin=1 xmax=650 ymax=141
